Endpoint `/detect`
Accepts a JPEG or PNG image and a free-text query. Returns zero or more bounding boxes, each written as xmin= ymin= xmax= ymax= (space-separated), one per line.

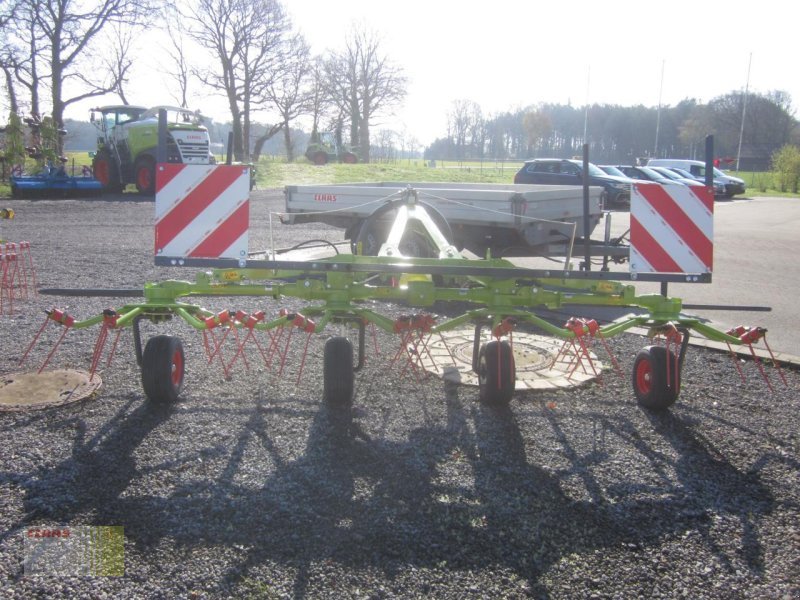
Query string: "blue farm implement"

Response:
xmin=10 ymin=167 xmax=102 ymax=198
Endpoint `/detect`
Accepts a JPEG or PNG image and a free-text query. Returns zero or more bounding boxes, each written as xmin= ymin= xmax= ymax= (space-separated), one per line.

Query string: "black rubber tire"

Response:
xmin=323 ymin=336 xmax=354 ymax=407
xmin=478 ymin=340 xmax=515 ymax=406
xmin=632 ymin=345 xmax=679 ymax=411
xmin=92 ymin=149 xmax=123 ymax=193
xmin=141 ymin=335 xmax=185 ymax=404
xmin=134 ymin=156 xmax=156 ymax=195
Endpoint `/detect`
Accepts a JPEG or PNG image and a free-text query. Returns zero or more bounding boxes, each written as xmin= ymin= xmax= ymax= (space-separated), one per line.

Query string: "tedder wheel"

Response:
xmin=632 ymin=345 xmax=679 ymax=411
xmin=134 ymin=156 xmax=156 ymax=195
xmin=92 ymin=149 xmax=123 ymax=193
xmin=141 ymin=335 xmax=185 ymax=404
xmin=478 ymin=340 xmax=515 ymax=406
xmin=323 ymin=336 xmax=354 ymax=407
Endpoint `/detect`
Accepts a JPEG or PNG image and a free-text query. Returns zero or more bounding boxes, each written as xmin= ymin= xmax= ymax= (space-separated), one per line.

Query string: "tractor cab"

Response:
xmin=91 ymin=105 xmax=148 ymax=138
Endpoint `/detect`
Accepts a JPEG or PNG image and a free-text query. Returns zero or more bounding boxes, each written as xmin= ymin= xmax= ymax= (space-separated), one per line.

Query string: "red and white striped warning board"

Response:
xmin=630 ymin=182 xmax=714 ymax=274
xmin=155 ymin=164 xmax=250 ymax=260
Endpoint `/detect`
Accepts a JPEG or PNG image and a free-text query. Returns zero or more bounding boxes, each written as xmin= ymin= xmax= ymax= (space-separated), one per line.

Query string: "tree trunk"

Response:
xmin=283 ymin=120 xmax=293 ymax=161
xmin=50 ymin=57 xmax=65 ymax=156
xmin=359 ymin=116 xmax=370 ymax=164
xmin=243 ymin=96 xmax=251 ymax=162
xmin=227 ymin=89 xmax=243 ymax=162
xmin=2 ymin=67 xmax=18 ymax=114
xmin=251 ymin=124 xmax=284 ymax=162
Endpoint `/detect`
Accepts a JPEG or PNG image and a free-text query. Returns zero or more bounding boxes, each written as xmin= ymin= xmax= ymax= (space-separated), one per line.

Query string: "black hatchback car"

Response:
xmin=513 ymin=158 xmax=632 ymax=208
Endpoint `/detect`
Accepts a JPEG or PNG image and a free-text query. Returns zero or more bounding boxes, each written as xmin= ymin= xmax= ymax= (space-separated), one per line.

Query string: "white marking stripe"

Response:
xmin=159 ymin=195 xmax=247 ymax=256
xmin=632 ymin=192 xmax=710 ymax=273
xmin=154 ymin=165 xmax=218 ymax=220
xmin=644 ymin=184 xmax=713 ymax=228
xmin=155 ymin=164 xmax=250 ymax=259
xmin=219 ymin=232 xmax=249 ymax=259
xmin=629 ymin=246 xmax=656 ymax=273
xmin=631 ymin=183 xmax=714 ymax=273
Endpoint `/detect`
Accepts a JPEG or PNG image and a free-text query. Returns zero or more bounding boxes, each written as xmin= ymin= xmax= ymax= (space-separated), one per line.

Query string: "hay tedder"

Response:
xmin=20 ymin=148 xmax=789 ymax=412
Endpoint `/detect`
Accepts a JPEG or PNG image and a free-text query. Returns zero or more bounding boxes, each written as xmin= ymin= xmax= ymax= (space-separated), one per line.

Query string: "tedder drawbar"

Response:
xmin=25 ymin=149 xmax=789 ymax=412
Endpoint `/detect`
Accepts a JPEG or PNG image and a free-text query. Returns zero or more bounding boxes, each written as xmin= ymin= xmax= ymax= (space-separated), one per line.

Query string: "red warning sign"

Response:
xmin=154 ymin=164 xmax=250 ymax=260
xmin=630 ymin=182 xmax=713 ymax=274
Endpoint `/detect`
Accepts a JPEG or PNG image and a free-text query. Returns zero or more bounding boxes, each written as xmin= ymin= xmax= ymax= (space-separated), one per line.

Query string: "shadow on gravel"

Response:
xmin=4 ymin=388 xmax=776 ymax=594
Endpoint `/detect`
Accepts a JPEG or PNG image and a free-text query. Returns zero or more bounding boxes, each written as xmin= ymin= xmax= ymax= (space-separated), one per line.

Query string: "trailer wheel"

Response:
xmin=632 ymin=345 xmax=679 ymax=411
xmin=311 ymin=151 xmax=329 ymax=165
xmin=323 ymin=336 xmax=354 ymax=407
xmin=478 ymin=340 xmax=515 ymax=406
xmin=92 ymin=149 xmax=123 ymax=193
xmin=141 ymin=335 xmax=185 ymax=404
xmin=134 ymin=156 xmax=156 ymax=195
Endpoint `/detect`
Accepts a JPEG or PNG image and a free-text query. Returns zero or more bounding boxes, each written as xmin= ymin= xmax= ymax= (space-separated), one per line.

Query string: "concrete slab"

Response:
xmin=0 ymin=370 xmax=102 ymax=411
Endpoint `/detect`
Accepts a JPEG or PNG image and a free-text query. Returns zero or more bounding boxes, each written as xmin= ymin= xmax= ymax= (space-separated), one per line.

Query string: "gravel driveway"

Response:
xmin=0 ymin=191 xmax=798 ymax=599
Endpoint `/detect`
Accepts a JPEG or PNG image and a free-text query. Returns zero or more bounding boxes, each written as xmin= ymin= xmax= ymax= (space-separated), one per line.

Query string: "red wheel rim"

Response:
xmin=94 ymin=160 xmax=109 ymax=185
xmin=635 ymin=359 xmax=652 ymax=394
xmin=171 ymin=349 xmax=184 ymax=387
xmin=137 ymin=166 xmax=152 ymax=191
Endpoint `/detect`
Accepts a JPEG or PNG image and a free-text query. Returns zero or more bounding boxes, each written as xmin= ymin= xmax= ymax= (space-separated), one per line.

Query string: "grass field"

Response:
xmin=0 ymin=154 xmax=797 ymax=198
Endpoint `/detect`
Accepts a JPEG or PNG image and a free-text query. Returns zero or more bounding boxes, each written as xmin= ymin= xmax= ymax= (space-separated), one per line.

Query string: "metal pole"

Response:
xmin=654 ymin=59 xmax=665 ymax=156
xmin=583 ymin=67 xmax=590 ymax=142
xmin=735 ymin=52 xmax=752 ymax=172
xmin=157 ymin=109 xmax=167 ymax=164
xmin=705 ymin=134 xmax=714 ymax=188
xmin=582 ymin=143 xmax=591 ymax=271
xmin=226 ymin=131 xmax=234 ymax=166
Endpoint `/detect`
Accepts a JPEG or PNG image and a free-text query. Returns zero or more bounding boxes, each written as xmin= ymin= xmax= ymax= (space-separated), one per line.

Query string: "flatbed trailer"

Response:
xmin=283 ymin=182 xmax=606 ymax=258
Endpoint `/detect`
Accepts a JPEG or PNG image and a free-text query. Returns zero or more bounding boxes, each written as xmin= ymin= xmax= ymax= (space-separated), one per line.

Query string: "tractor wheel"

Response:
xmin=323 ymin=336 xmax=354 ymax=407
xmin=141 ymin=335 xmax=185 ymax=404
xmin=311 ymin=151 xmax=329 ymax=166
xmin=478 ymin=340 xmax=515 ymax=406
xmin=632 ymin=345 xmax=679 ymax=411
xmin=342 ymin=152 xmax=357 ymax=164
xmin=134 ymin=156 xmax=156 ymax=195
xmin=92 ymin=149 xmax=123 ymax=193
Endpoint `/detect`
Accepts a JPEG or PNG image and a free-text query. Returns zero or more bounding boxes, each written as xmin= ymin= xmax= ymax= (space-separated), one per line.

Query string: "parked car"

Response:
xmin=513 ymin=158 xmax=634 ymax=208
xmin=647 ymin=166 xmax=707 ymax=189
xmin=668 ymin=167 xmax=727 ymax=196
xmin=647 ymin=158 xmax=746 ymax=197
xmin=598 ymin=165 xmax=634 ymax=179
xmin=614 ymin=165 xmax=683 ymax=186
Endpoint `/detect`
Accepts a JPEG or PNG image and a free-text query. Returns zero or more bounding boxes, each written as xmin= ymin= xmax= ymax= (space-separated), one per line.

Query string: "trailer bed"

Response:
xmin=283 ymin=182 xmax=602 ymax=257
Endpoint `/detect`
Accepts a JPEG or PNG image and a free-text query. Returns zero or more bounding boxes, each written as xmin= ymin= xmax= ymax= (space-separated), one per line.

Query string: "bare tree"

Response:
xmin=1 ymin=0 xmax=43 ymax=116
xmin=0 ymin=0 xmax=19 ymax=112
xmin=160 ymin=5 xmax=193 ymax=108
xmin=324 ymin=44 xmax=359 ymax=153
xmin=179 ymin=0 xmax=294 ymax=162
xmin=306 ymin=56 xmax=333 ymax=145
xmin=13 ymin=0 xmax=148 ymax=151
xmin=103 ymin=25 xmax=134 ymax=104
xmin=325 ymin=25 xmax=406 ymax=163
xmin=263 ymin=34 xmax=312 ymax=161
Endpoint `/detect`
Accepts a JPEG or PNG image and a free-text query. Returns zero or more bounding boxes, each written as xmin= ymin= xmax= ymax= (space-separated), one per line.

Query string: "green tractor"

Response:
xmin=305 ymin=131 xmax=358 ymax=165
xmin=91 ymin=105 xmax=213 ymax=194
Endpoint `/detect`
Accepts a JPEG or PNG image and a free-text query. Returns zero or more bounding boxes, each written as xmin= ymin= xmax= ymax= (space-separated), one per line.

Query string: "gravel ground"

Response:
xmin=0 ymin=190 xmax=798 ymax=599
